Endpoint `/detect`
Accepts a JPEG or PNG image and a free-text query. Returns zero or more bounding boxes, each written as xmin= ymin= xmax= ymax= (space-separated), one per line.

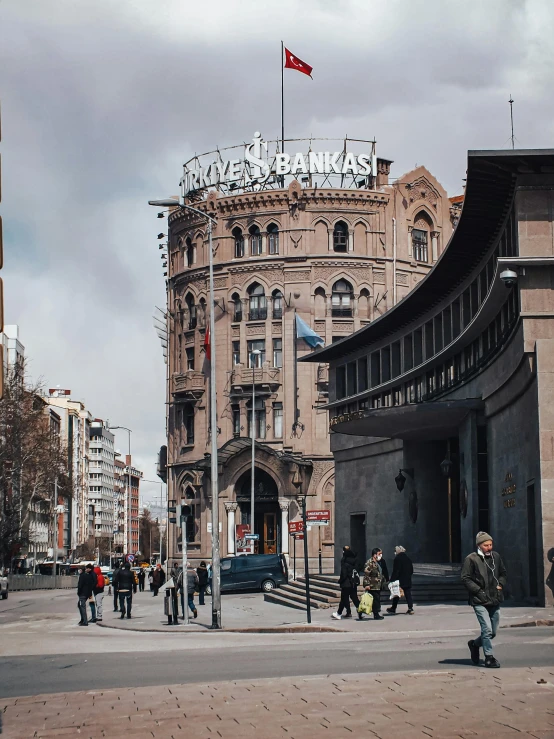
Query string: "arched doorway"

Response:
xmin=235 ymin=468 xmax=280 ymax=554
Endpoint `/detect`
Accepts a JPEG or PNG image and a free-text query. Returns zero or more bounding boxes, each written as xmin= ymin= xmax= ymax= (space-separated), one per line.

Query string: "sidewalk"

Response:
xmin=3 ymin=667 xmax=554 ymax=738
xmin=99 ymin=589 xmax=554 ymax=634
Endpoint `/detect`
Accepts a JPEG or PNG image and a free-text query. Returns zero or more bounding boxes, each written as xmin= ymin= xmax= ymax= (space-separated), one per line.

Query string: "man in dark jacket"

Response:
xmin=461 ymin=531 xmax=507 ymax=669
xmin=196 ymin=561 xmax=209 ymax=606
xmin=77 ymin=564 xmax=96 ymax=626
xmin=332 ymin=546 xmax=360 ymax=620
xmin=387 ymin=546 xmax=414 ymax=615
xmin=112 ymin=563 xmax=121 ymax=611
xmin=151 ymin=563 xmax=165 ymax=596
xmin=114 ymin=562 xmax=137 ymax=619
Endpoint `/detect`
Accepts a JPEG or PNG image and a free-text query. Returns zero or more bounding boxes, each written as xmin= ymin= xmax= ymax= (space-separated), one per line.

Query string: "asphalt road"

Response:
xmin=1 ymin=589 xmax=553 ymax=699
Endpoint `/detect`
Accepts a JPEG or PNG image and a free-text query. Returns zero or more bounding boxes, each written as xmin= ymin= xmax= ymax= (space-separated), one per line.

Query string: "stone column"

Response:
xmin=328 ymin=229 xmax=334 ymax=251
xmin=407 ymin=225 xmax=413 ymax=258
xmin=225 ymin=502 xmax=238 ymax=556
xmin=279 ymin=499 xmax=290 ymax=554
xmin=348 ymin=229 xmax=354 ymax=251
xmin=431 ymin=231 xmax=439 ymax=262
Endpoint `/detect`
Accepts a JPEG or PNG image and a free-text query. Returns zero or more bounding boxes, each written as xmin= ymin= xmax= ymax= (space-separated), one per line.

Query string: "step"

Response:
xmin=279 ymin=583 xmax=335 ymax=605
xmin=265 ymin=590 xmax=327 ymax=610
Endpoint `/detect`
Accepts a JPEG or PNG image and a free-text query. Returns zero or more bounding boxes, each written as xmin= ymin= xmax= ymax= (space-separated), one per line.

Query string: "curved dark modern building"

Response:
xmin=304 ymin=150 xmax=554 ymax=606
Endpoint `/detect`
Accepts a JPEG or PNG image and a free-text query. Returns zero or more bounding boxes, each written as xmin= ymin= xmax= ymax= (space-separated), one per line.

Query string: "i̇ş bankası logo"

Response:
xmin=180 ymin=132 xmax=376 ymax=196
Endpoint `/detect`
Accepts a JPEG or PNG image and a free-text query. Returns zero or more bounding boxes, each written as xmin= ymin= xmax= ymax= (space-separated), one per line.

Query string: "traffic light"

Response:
xmin=168 ymin=500 xmax=177 ymax=525
xmin=168 ymin=501 xmax=191 ymax=525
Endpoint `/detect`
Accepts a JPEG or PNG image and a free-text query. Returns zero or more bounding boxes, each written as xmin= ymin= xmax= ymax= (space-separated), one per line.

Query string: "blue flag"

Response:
xmin=296 ymin=315 xmax=324 ymax=348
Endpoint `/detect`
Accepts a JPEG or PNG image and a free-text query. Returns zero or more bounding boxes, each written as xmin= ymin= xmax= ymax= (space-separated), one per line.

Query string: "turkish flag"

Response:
xmin=203 ymin=324 xmax=211 ymax=361
xmin=284 ymin=48 xmax=313 ymax=78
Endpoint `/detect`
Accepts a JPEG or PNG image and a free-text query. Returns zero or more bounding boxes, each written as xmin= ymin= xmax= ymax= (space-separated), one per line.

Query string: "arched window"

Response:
xmin=185 ymin=293 xmax=197 ymax=329
xmin=272 ymin=289 xmax=283 ymax=319
xmin=247 ymin=397 xmax=266 ymax=440
xmin=185 ymin=237 xmax=194 ymax=267
xmin=249 ymin=225 xmax=262 ymax=256
xmin=332 ymin=279 xmax=353 ymax=317
xmin=267 ymin=223 xmax=279 ymax=255
xmin=183 ymin=485 xmax=199 ymax=543
xmin=182 ymin=404 xmax=195 ymax=445
xmin=231 ymin=292 xmax=242 ymax=322
xmin=233 ymin=226 xmax=244 ymax=258
xmin=314 ymin=287 xmax=326 ymax=319
xmin=198 ymin=298 xmax=206 ymax=328
xmin=359 ymin=288 xmax=370 ymax=319
xmin=247 ymin=282 xmax=267 ymax=321
xmin=412 ymin=211 xmax=433 ymax=263
xmin=333 ymin=221 xmax=348 ymax=252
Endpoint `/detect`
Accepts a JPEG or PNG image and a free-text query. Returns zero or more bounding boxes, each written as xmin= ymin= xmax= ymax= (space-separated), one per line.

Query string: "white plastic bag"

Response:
xmin=388 ymin=580 xmax=401 ymax=598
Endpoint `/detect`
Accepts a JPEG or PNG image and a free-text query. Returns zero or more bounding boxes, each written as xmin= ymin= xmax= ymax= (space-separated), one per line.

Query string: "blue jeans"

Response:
xmin=473 ymin=605 xmax=500 ymax=656
xmin=179 ymin=592 xmax=196 ymax=615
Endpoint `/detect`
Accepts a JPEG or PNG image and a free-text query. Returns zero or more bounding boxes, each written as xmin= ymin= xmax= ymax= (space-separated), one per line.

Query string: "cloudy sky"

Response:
xmin=1 ymin=0 xmax=553 ymax=501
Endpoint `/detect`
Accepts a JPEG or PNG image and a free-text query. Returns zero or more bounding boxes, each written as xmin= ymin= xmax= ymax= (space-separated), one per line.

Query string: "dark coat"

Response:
xmin=137 ymin=568 xmax=145 ymax=583
xmin=391 ymin=552 xmax=413 ymax=589
xmin=114 ymin=567 xmax=137 ymax=594
xmin=338 ymin=550 xmax=358 ymax=589
xmin=380 ymin=557 xmax=390 ymax=584
xmin=461 ymin=551 xmax=507 ymax=606
xmin=152 ymin=567 xmax=166 ymax=587
xmin=197 ymin=565 xmax=209 ymax=587
xmin=77 ymin=570 xmax=96 ymax=599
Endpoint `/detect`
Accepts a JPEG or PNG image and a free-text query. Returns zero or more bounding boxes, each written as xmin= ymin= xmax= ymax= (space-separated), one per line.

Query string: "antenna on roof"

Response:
xmin=509 ymin=95 xmax=515 ymax=150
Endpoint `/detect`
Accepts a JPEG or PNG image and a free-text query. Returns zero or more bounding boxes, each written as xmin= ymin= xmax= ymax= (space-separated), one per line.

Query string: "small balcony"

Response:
xmin=171 ymin=371 xmax=206 ymax=398
xmin=230 ymin=364 xmax=282 ymax=392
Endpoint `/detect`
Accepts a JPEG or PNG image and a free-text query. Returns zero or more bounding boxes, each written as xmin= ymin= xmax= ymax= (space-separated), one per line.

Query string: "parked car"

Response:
xmin=1 ymin=570 xmax=8 ymax=599
xmin=206 ymin=554 xmax=288 ymax=594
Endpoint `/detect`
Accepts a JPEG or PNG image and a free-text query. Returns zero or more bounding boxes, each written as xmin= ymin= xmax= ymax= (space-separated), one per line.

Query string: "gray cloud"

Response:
xmin=1 ymin=0 xmax=553 ymax=497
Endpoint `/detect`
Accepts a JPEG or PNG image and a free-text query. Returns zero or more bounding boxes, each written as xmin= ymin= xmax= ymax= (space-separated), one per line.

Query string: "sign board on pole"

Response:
xmin=288 ymin=520 xmax=304 ymax=534
xmin=235 ymin=523 xmax=251 ymax=554
xmin=126 ymin=554 xmax=135 ymax=563
xmin=306 ymin=510 xmax=330 ymax=522
xmin=293 ymin=533 xmax=304 ymax=540
xmin=244 ymin=534 xmax=259 ymax=541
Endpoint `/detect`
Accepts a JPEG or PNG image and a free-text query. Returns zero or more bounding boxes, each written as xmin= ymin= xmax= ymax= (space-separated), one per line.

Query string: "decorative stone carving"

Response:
xmin=314 ymin=320 xmax=326 ymax=333
xmin=407 ymin=176 xmax=440 ymax=210
xmin=229 ymin=265 xmax=284 ymax=287
xmin=332 ymin=321 xmax=354 ymax=332
xmin=396 ymin=272 xmax=409 ymax=286
xmin=246 ymin=323 xmax=266 ymax=336
xmin=373 ymin=270 xmax=385 ymax=284
xmin=232 ymin=326 xmax=240 ymax=337
xmin=224 ymin=502 xmax=238 ymax=512
xmin=285 ymin=270 xmax=311 ymax=282
xmin=185 ymin=331 xmax=195 ymax=345
xmin=307 ymin=460 xmax=333 ymax=495
xmin=278 ymin=499 xmax=290 ymax=511
xmin=213 ymin=276 xmax=228 ymax=289
xmin=272 ymin=323 xmax=282 ymax=335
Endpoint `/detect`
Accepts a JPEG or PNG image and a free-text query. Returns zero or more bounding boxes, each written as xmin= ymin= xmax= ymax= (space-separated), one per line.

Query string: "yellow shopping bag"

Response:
xmin=357 ymin=591 xmax=374 ymax=615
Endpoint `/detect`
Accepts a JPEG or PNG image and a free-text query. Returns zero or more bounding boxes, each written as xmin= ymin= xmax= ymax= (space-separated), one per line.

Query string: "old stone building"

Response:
xmin=158 ymin=136 xmax=456 ymax=570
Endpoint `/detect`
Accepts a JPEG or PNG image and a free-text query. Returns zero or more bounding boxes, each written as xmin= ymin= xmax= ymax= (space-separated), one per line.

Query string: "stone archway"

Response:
xmin=234 ymin=468 xmax=280 ymax=554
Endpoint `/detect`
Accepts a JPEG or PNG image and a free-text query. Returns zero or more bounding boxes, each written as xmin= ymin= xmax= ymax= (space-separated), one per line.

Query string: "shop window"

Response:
xmin=331 ymin=279 xmax=353 ymax=317
xmin=333 ymin=221 xmax=348 ymax=252
xmin=267 ymin=223 xmax=279 ymax=254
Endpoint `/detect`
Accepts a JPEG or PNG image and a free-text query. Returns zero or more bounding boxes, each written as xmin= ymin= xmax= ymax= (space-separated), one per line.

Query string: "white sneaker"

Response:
xmin=331 ymin=612 xmax=342 ymax=620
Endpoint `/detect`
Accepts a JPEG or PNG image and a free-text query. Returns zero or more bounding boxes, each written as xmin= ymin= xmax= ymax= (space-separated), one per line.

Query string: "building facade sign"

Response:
xmin=180 ymin=132 xmax=377 ymax=197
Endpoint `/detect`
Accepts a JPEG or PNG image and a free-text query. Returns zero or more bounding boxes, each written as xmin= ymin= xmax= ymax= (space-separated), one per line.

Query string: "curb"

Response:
xmin=96 ymin=621 xmax=341 ymax=634
xmin=501 ymin=619 xmax=554 ymax=629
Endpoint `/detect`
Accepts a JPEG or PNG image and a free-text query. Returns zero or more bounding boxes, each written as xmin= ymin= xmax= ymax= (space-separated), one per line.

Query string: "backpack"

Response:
xmin=96 ymin=571 xmax=105 ymax=589
xmin=352 ymin=569 xmax=360 ymax=587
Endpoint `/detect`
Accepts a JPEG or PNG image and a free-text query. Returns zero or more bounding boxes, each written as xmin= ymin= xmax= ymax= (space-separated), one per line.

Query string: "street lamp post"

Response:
xmin=148 ymin=198 xmax=221 ymax=629
xmin=250 ymin=349 xmax=262 ymax=552
xmin=108 ymin=425 xmax=132 ymax=556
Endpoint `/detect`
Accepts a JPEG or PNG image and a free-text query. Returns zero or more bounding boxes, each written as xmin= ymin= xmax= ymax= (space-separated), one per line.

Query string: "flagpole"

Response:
xmin=281 ymin=41 xmax=285 ymax=157
xmin=293 ymin=310 xmax=298 ymax=435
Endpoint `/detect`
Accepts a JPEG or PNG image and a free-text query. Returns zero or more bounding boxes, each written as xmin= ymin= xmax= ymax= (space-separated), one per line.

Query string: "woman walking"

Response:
xmin=362 ymin=548 xmax=385 ymax=620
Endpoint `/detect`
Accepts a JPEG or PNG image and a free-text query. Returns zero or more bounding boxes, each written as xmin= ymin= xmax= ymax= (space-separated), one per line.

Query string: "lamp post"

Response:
xmin=142 ymin=479 xmax=166 ymax=565
xmin=108 ymin=425 xmax=132 ymax=556
xmin=250 ymin=348 xmax=262 ymax=552
xmin=148 ymin=197 xmax=221 ymax=629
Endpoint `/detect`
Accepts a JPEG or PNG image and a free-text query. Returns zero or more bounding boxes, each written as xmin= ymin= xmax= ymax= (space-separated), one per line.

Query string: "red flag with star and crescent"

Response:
xmin=284 ymin=48 xmax=313 ymax=78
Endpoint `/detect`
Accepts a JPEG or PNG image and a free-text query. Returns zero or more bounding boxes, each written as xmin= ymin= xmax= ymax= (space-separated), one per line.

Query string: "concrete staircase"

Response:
xmin=265 ymin=567 xmax=467 ymax=611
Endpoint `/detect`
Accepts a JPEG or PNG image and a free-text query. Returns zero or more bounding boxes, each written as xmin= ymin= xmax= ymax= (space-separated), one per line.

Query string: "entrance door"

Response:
xmin=264 ymin=512 xmax=277 ymax=554
xmin=350 ymin=513 xmax=366 ymax=572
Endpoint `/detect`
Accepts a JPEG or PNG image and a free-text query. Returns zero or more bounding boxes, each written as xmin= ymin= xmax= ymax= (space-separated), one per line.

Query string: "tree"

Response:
xmin=139 ymin=507 xmax=160 ymax=562
xmin=0 ymin=360 xmax=74 ymax=568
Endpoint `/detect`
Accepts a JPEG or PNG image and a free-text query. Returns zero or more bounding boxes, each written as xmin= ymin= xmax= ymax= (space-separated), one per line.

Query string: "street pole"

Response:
xmin=301 ymin=495 xmax=311 ymax=624
xmin=147 ymin=197 xmax=220 ymax=628
xmin=52 ymin=477 xmax=58 ymax=581
xmin=181 ymin=511 xmax=189 ymax=625
xmin=250 ymin=348 xmax=261 ymax=554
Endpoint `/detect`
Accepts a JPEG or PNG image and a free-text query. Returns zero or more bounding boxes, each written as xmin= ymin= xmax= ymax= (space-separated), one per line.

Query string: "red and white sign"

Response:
xmin=288 ymin=520 xmax=304 ymax=534
xmin=306 ymin=510 xmax=330 ymax=523
xmin=235 ymin=524 xmax=251 ymax=554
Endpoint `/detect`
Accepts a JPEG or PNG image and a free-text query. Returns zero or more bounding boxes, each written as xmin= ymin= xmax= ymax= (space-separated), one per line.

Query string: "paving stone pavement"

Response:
xmin=2 ymin=667 xmax=554 ymax=739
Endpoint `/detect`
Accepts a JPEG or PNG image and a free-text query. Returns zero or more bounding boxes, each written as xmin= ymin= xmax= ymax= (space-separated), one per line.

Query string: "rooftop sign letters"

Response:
xmin=181 ymin=132 xmax=377 ymax=198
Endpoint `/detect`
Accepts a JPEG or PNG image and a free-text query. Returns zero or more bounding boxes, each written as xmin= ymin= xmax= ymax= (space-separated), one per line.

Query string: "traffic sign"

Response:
xmin=292 ymin=533 xmax=304 ymax=540
xmin=288 ymin=520 xmax=304 ymax=534
xmin=244 ymin=534 xmax=259 ymax=540
xmin=126 ymin=554 xmax=135 ymax=562
xmin=306 ymin=510 xmax=330 ymax=524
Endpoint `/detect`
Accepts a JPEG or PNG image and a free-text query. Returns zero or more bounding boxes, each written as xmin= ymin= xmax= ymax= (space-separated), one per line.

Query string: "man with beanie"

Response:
xmin=332 ymin=546 xmax=360 ymax=620
xmin=386 ymin=546 xmax=414 ymax=615
xmin=461 ymin=531 xmax=507 ymax=669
